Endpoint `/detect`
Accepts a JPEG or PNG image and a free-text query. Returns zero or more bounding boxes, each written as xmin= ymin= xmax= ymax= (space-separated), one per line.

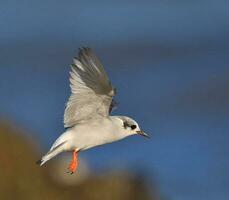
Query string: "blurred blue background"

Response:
xmin=0 ymin=0 xmax=229 ymax=199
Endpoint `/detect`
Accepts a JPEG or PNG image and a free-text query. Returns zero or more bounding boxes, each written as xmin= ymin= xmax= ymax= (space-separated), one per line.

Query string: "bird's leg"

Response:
xmin=67 ymin=150 xmax=78 ymax=174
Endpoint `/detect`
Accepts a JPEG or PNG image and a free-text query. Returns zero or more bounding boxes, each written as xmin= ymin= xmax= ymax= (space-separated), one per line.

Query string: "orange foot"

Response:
xmin=67 ymin=150 xmax=78 ymax=174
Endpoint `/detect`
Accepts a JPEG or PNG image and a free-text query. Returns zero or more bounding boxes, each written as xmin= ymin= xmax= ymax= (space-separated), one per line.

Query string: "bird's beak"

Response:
xmin=136 ymin=130 xmax=150 ymax=139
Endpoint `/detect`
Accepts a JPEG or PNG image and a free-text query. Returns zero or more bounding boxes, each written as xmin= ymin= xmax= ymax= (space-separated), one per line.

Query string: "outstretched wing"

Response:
xmin=64 ymin=47 xmax=116 ymax=128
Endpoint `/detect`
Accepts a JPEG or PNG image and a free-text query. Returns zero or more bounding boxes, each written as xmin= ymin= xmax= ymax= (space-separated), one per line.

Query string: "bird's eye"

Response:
xmin=130 ymin=125 xmax=137 ymax=130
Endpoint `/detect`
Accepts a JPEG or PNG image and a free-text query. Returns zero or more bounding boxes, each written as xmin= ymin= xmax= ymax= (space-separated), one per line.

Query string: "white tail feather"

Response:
xmin=39 ymin=147 xmax=63 ymax=166
xmin=37 ymin=133 xmax=69 ymax=166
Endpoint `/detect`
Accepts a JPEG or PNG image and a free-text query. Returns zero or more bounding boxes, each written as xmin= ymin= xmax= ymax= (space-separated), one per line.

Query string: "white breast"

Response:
xmin=68 ymin=117 xmax=124 ymax=151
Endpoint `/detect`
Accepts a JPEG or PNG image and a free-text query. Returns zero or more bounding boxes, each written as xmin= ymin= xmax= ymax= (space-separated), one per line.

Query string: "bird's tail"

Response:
xmin=36 ymin=134 xmax=68 ymax=166
xmin=36 ymin=142 xmax=66 ymax=166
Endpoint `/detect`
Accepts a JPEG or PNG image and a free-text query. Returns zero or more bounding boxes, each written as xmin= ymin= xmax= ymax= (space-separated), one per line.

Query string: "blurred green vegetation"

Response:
xmin=0 ymin=121 xmax=156 ymax=200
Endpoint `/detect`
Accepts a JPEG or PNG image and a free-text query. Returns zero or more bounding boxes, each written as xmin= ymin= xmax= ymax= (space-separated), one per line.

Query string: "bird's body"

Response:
xmin=37 ymin=47 xmax=149 ymax=173
xmin=53 ymin=117 xmax=133 ymax=153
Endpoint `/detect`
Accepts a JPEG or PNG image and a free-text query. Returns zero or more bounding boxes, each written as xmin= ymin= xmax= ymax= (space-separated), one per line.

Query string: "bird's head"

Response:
xmin=115 ymin=116 xmax=150 ymax=138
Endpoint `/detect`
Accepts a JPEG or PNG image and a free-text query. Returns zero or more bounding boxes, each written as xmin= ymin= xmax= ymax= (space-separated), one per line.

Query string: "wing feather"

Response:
xmin=64 ymin=47 xmax=116 ymax=128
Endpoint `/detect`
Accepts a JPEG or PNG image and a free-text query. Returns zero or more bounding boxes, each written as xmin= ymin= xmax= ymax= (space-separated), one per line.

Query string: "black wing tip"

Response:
xmin=79 ymin=47 xmax=92 ymax=55
xmin=109 ymin=99 xmax=119 ymax=113
xmin=36 ymin=159 xmax=42 ymax=165
xmin=78 ymin=47 xmax=98 ymax=64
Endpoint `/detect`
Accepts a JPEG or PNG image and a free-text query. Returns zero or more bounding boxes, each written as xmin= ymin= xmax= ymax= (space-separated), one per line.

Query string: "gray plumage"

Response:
xmin=64 ymin=47 xmax=116 ymax=128
xmin=37 ymin=47 xmax=148 ymax=167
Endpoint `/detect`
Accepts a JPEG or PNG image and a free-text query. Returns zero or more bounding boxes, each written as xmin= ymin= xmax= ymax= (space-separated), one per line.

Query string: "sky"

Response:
xmin=0 ymin=1 xmax=229 ymax=199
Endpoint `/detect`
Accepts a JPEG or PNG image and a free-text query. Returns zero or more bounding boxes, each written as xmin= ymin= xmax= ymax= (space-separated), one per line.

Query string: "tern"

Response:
xmin=37 ymin=47 xmax=149 ymax=174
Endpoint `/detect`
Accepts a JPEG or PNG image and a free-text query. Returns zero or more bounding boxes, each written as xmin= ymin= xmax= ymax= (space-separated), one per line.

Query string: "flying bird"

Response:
xmin=37 ymin=47 xmax=149 ymax=174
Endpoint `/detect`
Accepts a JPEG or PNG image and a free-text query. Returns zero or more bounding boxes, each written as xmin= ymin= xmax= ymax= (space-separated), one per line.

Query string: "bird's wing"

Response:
xmin=64 ymin=47 xmax=116 ymax=128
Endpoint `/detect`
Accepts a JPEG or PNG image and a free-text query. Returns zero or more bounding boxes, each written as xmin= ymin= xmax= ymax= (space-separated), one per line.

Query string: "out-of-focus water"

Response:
xmin=0 ymin=1 xmax=229 ymax=199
